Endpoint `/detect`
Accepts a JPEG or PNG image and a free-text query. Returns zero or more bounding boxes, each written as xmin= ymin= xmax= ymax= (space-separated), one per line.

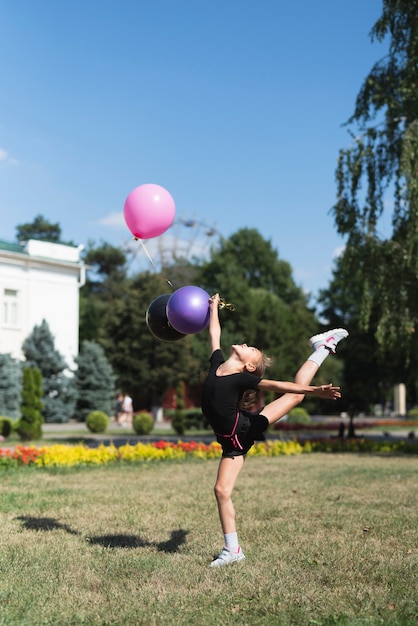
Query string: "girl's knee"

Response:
xmin=214 ymin=481 xmax=231 ymax=502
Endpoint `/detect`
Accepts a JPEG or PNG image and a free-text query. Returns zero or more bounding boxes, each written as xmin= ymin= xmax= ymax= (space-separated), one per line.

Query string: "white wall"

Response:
xmin=0 ymin=240 xmax=85 ymax=369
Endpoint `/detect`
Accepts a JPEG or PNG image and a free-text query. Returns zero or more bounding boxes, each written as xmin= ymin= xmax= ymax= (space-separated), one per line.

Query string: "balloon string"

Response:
xmin=134 ymin=238 xmax=175 ymax=290
xmin=218 ymin=297 xmax=236 ymax=311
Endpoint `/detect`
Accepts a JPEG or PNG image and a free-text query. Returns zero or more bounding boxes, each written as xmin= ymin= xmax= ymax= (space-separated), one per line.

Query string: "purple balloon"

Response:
xmin=166 ymin=286 xmax=210 ymax=334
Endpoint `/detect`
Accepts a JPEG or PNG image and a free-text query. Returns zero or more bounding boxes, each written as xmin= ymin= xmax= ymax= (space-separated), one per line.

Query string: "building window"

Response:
xmin=3 ymin=289 xmax=19 ymax=327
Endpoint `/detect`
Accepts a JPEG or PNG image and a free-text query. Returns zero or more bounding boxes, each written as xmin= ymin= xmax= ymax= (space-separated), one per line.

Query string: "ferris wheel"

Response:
xmin=123 ymin=214 xmax=220 ymax=274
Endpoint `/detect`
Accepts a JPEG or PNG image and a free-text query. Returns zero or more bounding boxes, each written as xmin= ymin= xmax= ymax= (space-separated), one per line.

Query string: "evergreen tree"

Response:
xmin=16 ymin=214 xmax=62 ymax=243
xmin=17 ymin=367 xmax=43 ymax=441
xmin=22 ymin=319 xmax=76 ymax=422
xmin=172 ymin=381 xmax=186 ymax=435
xmin=0 ymin=354 xmax=22 ymax=418
xmin=74 ymin=340 xmax=116 ymax=421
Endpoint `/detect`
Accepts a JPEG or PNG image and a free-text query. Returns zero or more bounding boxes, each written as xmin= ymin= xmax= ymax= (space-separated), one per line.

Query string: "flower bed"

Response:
xmin=0 ymin=437 xmax=416 ymax=469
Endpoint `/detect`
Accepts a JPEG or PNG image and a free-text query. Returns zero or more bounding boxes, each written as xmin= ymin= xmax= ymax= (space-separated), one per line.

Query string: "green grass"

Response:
xmin=0 ymin=454 xmax=417 ymax=625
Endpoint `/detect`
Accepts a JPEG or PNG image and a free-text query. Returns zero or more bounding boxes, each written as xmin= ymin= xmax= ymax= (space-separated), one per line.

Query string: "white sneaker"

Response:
xmin=309 ymin=328 xmax=348 ymax=354
xmin=209 ymin=546 xmax=245 ymax=568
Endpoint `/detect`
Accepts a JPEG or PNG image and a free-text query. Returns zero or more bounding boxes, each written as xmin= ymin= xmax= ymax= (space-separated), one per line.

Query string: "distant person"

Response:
xmin=202 ymin=293 xmax=348 ymax=568
xmin=121 ymin=394 xmax=133 ymax=427
xmin=114 ymin=393 xmax=124 ymax=425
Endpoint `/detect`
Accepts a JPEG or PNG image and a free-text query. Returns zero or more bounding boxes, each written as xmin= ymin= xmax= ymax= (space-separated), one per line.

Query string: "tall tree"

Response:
xmin=22 ymin=320 xmax=76 ymax=422
xmin=318 ymin=254 xmax=413 ymax=414
xmin=100 ymin=272 xmax=200 ymax=410
xmin=79 ymin=241 xmax=129 ymax=343
xmin=16 ymin=214 xmax=62 ymax=243
xmin=73 ymin=341 xmax=116 ymax=421
xmin=332 ymin=0 xmax=418 ymax=358
xmin=0 ymin=354 xmax=22 ymax=418
xmin=197 ymin=228 xmax=326 ymax=385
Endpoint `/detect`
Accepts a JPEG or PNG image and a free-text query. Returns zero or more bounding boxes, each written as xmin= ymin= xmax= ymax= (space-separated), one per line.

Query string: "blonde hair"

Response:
xmin=239 ymin=350 xmax=272 ymax=411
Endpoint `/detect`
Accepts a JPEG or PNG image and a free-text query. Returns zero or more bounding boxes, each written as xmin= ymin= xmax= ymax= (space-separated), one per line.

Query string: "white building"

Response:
xmin=0 ymin=239 xmax=86 ymax=369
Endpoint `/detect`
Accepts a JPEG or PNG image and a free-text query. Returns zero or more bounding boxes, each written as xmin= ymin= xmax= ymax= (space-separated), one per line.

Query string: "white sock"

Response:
xmin=308 ymin=346 xmax=330 ymax=367
xmin=224 ymin=532 xmax=239 ymax=552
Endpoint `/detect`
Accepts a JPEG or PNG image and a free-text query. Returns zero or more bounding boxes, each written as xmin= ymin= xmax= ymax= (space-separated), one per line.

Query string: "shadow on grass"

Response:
xmin=87 ymin=528 xmax=189 ymax=553
xmin=14 ymin=515 xmax=188 ymax=553
xmin=15 ymin=516 xmax=80 ymax=535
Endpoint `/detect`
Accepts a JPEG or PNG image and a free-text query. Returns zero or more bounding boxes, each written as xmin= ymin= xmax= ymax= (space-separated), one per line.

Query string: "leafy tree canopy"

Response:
xmin=16 ymin=214 xmax=62 ymax=243
xmin=332 ymin=0 xmax=418 ymax=358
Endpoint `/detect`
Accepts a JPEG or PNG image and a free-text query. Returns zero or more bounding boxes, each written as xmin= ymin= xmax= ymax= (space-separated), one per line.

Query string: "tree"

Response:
xmin=100 ymin=272 xmax=201 ymax=410
xmin=22 ymin=320 xmax=76 ymax=422
xmin=16 ymin=214 xmax=62 ymax=243
xmin=17 ymin=367 xmax=43 ymax=441
xmin=332 ymin=0 xmax=418 ymax=358
xmin=197 ymin=228 xmax=326 ymax=385
xmin=0 ymin=354 xmax=22 ymax=418
xmin=79 ymin=241 xmax=129 ymax=343
xmin=74 ymin=341 xmax=116 ymax=421
xmin=318 ymin=254 xmax=407 ymax=415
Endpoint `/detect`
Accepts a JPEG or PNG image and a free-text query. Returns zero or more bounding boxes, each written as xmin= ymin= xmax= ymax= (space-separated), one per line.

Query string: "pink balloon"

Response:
xmin=123 ymin=184 xmax=176 ymax=239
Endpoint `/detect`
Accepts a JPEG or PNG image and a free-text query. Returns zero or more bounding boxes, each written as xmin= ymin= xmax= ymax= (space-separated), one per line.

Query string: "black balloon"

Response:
xmin=146 ymin=294 xmax=187 ymax=342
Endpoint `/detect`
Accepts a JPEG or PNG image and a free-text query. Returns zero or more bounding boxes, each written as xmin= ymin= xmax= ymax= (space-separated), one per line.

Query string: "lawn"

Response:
xmin=0 ymin=453 xmax=416 ymax=625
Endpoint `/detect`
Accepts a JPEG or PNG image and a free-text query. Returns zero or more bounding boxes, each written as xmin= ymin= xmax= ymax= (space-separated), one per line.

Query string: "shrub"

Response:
xmin=133 ymin=412 xmax=154 ymax=435
xmin=184 ymin=408 xmax=207 ymax=430
xmin=17 ymin=367 xmax=44 ymax=441
xmin=0 ymin=417 xmax=13 ymax=438
xmin=172 ymin=382 xmax=186 ymax=436
xmin=408 ymin=407 xmax=418 ymax=419
xmin=86 ymin=411 xmax=109 ymax=434
xmin=287 ymin=407 xmax=311 ymax=425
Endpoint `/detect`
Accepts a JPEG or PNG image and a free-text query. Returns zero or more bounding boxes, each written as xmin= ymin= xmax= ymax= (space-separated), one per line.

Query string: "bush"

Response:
xmin=287 ymin=407 xmax=311 ymax=425
xmin=184 ymin=408 xmax=207 ymax=430
xmin=0 ymin=417 xmax=13 ymax=438
xmin=408 ymin=407 xmax=418 ymax=419
xmin=86 ymin=411 xmax=109 ymax=434
xmin=172 ymin=381 xmax=186 ymax=436
xmin=133 ymin=412 xmax=154 ymax=435
xmin=17 ymin=367 xmax=44 ymax=441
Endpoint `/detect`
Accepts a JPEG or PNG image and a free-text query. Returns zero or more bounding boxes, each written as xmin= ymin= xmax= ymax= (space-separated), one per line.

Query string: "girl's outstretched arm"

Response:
xmin=208 ymin=293 xmax=221 ymax=354
xmin=258 ymin=379 xmax=341 ymax=400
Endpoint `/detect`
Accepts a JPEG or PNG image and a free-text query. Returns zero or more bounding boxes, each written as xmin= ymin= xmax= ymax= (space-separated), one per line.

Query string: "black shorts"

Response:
xmin=216 ymin=410 xmax=269 ymax=458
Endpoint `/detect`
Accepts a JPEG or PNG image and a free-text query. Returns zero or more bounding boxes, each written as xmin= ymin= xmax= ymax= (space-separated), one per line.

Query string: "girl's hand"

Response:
xmin=209 ymin=293 xmax=221 ymax=310
xmin=313 ymin=383 xmax=342 ymax=400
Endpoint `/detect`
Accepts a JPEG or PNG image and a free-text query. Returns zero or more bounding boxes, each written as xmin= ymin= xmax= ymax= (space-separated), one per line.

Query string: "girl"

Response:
xmin=201 ymin=293 xmax=348 ymax=567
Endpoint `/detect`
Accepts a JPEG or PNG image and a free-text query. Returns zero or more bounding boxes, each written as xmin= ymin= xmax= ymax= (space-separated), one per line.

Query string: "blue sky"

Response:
xmin=0 ymin=0 xmax=386 ymax=301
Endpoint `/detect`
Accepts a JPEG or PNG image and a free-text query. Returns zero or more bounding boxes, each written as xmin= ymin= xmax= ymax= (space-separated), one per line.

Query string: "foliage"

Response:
xmin=287 ymin=407 xmax=311 ymax=424
xmin=73 ymin=340 xmax=116 ymax=421
xmin=78 ymin=228 xmax=337 ymax=414
xmin=197 ymin=228 xmax=321 ymax=384
xmin=332 ymin=0 xmax=418 ymax=358
xmin=79 ymin=241 xmax=129 ymax=343
xmin=0 ymin=417 xmax=13 ymax=438
xmin=132 ymin=411 xmax=154 ymax=435
xmin=0 ymin=353 xmax=22 ymax=418
xmin=86 ymin=410 xmax=109 ymax=434
xmin=22 ymin=319 xmax=76 ymax=422
xmin=408 ymin=407 xmax=418 ymax=419
xmin=172 ymin=381 xmax=186 ymax=436
xmin=16 ymin=367 xmax=44 ymax=441
xmin=319 ymin=253 xmax=418 ymax=412
xmin=99 ymin=272 xmax=200 ymax=409
xmin=16 ymin=213 xmax=62 ymax=243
